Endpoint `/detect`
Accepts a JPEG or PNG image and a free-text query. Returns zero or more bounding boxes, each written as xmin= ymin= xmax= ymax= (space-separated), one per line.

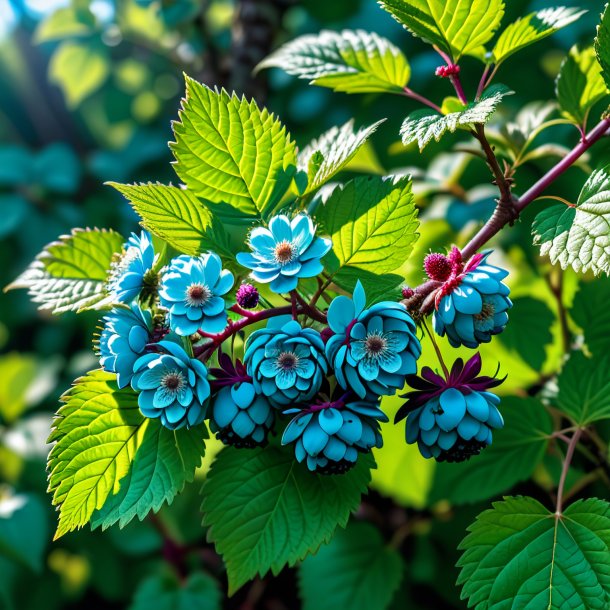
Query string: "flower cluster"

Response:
xmin=396 ymin=353 xmax=504 ymax=462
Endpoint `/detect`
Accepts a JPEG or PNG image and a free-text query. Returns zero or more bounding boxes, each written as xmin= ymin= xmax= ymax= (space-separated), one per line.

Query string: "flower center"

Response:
xmin=364 ymin=332 xmax=388 ymax=359
xmin=276 ymin=351 xmax=299 ymax=371
xmin=274 ymin=240 xmax=295 ymax=265
xmin=186 ymin=283 xmax=212 ymax=307
xmin=161 ymin=371 xmax=185 ymax=392
xmin=474 ymin=302 xmax=495 ymax=321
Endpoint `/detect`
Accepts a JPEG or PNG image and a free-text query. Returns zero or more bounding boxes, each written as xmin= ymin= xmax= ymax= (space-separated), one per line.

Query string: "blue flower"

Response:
xmin=325 ymin=281 xmax=421 ymax=399
xmin=396 ymin=353 xmax=504 ymax=462
xmin=99 ymin=305 xmax=153 ymax=389
xmin=131 ymin=340 xmax=210 ymax=430
xmin=236 ymin=213 xmax=332 ymax=294
xmin=432 ymin=251 xmax=512 ymax=349
xmin=244 ymin=316 xmax=328 ymax=408
xmin=159 ymin=253 xmax=234 ymax=336
xmin=282 ymin=396 xmax=386 ymax=474
xmin=210 ymin=383 xmax=275 ymax=448
xmin=109 ymin=230 xmax=157 ymax=303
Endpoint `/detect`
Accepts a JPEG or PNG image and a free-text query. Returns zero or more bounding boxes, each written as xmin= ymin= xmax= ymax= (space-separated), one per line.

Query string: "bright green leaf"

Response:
xmin=317 ymin=175 xmax=418 ymax=275
xmin=0 ymin=493 xmax=48 ymax=572
xmin=0 ymin=353 xmax=37 ymax=424
xmin=258 ymin=29 xmax=410 ymax=94
xmin=298 ymin=522 xmax=403 ymax=610
xmin=5 ymin=228 xmax=124 ymax=314
xmin=556 ymin=351 xmax=610 ymax=425
xmin=401 ymin=85 xmax=513 ymax=151
xmin=108 ymin=182 xmax=231 ymax=259
xmin=430 ymin=397 xmax=552 ymax=505
xmin=333 ymin=268 xmax=404 ymax=306
xmin=458 ymin=496 xmax=610 ymax=609
xmin=171 ymin=77 xmax=297 ymax=222
xmin=557 ymin=45 xmax=609 ymax=127
xmin=297 ymin=119 xmax=385 ymax=196
xmin=130 ymin=571 xmax=222 ymax=610
xmin=595 ymin=3 xmax=610 ymax=92
xmin=49 ymin=41 xmax=109 ymax=108
xmin=571 ymin=279 xmax=610 ymax=357
xmin=34 ymin=7 xmax=96 ymax=43
xmin=532 ymin=164 xmax=610 ymax=276
xmin=378 ymin=0 xmax=504 ymax=61
xmin=492 ymin=7 xmax=586 ymax=65
xmin=497 ymin=297 xmax=554 ymax=370
xmin=201 ymin=444 xmax=373 ymax=594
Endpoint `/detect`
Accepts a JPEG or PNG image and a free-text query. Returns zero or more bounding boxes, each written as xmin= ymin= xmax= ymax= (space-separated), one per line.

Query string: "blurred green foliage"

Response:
xmin=1 ymin=0 xmax=609 ymax=608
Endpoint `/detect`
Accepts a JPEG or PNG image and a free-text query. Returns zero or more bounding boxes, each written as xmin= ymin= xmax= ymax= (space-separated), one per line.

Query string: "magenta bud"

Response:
xmin=236 ymin=283 xmax=259 ymax=309
xmin=402 ymin=286 xmax=415 ymax=299
xmin=424 ymin=253 xmax=452 ymax=282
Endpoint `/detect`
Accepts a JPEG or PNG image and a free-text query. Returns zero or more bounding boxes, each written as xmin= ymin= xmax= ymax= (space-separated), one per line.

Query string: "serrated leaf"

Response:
xmin=5 ymin=228 xmax=123 ymax=314
xmin=108 ymin=182 xmax=231 ymax=259
xmin=556 ymin=351 xmax=610 ymax=425
xmin=571 ymin=279 xmax=610 ymax=357
xmin=297 ymin=119 xmax=385 ymax=196
xmin=130 ymin=572 xmax=222 ymax=610
xmin=401 ymin=85 xmax=513 ymax=151
xmin=201 ymin=444 xmax=373 ymax=594
xmin=457 ymin=496 xmax=610 ymax=609
xmin=493 ymin=7 xmax=587 ymax=65
xmin=258 ymin=29 xmax=410 ymax=94
xmin=298 ymin=522 xmax=403 ymax=610
xmin=171 ymin=77 xmax=297 ymax=222
xmin=497 ymin=297 xmax=554 ymax=370
xmin=378 ymin=0 xmax=504 ymax=61
xmin=595 ymin=3 xmax=610 ymax=92
xmin=49 ymin=40 xmax=109 ymax=107
xmin=48 ymin=370 xmax=206 ymax=537
xmin=317 ymin=175 xmax=418 ymax=276
xmin=532 ymin=164 xmax=610 ymax=276
xmin=431 ymin=397 xmax=552 ymax=505
xmin=557 ymin=45 xmax=609 ymax=127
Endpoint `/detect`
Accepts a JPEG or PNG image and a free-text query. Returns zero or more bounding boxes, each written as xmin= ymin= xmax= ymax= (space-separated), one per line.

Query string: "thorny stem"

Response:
xmin=556 ymin=429 xmax=583 ymax=515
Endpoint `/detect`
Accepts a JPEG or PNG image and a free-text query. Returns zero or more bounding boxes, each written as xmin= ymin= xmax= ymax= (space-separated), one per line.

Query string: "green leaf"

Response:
xmin=130 ymin=571 xmax=222 ymax=610
xmin=0 ymin=353 xmax=37 ymax=423
xmin=378 ymin=0 xmax=504 ymax=61
xmin=48 ymin=370 xmax=206 ymax=537
xmin=0 ymin=493 xmax=48 ymax=572
xmin=171 ymin=77 xmax=297 ymax=222
xmin=297 ymin=119 xmax=385 ymax=196
xmin=532 ymin=164 xmax=610 ymax=276
xmin=556 ymin=351 xmax=610 ymax=425
xmin=571 ymin=279 xmax=610 ymax=357
xmin=595 ymin=3 xmax=610 ymax=92
xmin=34 ymin=7 xmax=96 ymax=43
xmin=557 ymin=44 xmax=609 ymax=127
xmin=457 ymin=496 xmax=610 ymax=609
xmin=497 ymin=297 xmax=554 ymax=370
xmin=298 ymin=522 xmax=403 ymax=610
xmin=401 ymin=85 xmax=513 ymax=151
xmin=258 ymin=29 xmax=410 ymax=94
xmin=5 ymin=228 xmax=124 ymax=314
xmin=430 ymin=397 xmax=552 ymax=505
xmin=333 ymin=268 xmax=404 ymax=306
xmin=108 ymin=182 xmax=231 ymax=259
xmin=317 ymin=175 xmax=418 ymax=276
xmin=492 ymin=7 xmax=587 ymax=65
xmin=49 ymin=40 xmax=109 ymax=107
xmin=201 ymin=444 xmax=374 ymax=594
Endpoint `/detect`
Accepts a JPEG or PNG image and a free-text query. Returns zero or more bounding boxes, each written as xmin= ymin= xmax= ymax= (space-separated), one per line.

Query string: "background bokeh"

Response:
xmin=0 ymin=0 xmax=608 ymax=608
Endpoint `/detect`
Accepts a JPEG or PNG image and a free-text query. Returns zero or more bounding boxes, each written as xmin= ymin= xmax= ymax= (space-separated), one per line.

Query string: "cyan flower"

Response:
xmin=209 ymin=354 xmax=274 ymax=447
xmin=236 ymin=213 xmax=332 ymax=294
xmin=131 ymin=340 xmax=210 ymax=430
xmin=109 ymin=230 xmax=157 ymax=303
xmin=244 ymin=316 xmax=328 ymax=408
xmin=282 ymin=395 xmax=386 ymax=474
xmin=325 ymin=281 xmax=421 ymax=399
xmin=159 ymin=252 xmax=234 ymax=336
xmin=396 ymin=353 xmax=504 ymax=462
xmin=432 ymin=250 xmax=512 ymax=348
xmin=99 ymin=305 xmax=152 ymax=389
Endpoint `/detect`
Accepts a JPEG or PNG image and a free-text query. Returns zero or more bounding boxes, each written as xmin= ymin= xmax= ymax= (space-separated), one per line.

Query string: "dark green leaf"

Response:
xmin=571 ymin=278 xmax=610 ymax=357
xmin=595 ymin=2 xmax=610 ymax=92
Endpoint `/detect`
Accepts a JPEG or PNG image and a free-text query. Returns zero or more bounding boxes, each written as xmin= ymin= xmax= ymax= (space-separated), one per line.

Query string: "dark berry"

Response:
xmin=236 ymin=283 xmax=259 ymax=309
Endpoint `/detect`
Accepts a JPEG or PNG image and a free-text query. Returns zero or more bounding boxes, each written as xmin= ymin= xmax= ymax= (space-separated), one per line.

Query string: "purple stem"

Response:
xmin=403 ymin=87 xmax=442 ymax=114
xmin=475 ymin=64 xmax=491 ymax=100
xmin=450 ymin=73 xmax=468 ymax=105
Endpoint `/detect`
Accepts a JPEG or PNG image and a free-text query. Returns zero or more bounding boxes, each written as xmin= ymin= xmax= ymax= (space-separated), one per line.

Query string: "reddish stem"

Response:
xmin=450 ymin=74 xmax=468 ymax=104
xmin=556 ymin=429 xmax=583 ymax=515
xmin=403 ymin=87 xmax=443 ymax=113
